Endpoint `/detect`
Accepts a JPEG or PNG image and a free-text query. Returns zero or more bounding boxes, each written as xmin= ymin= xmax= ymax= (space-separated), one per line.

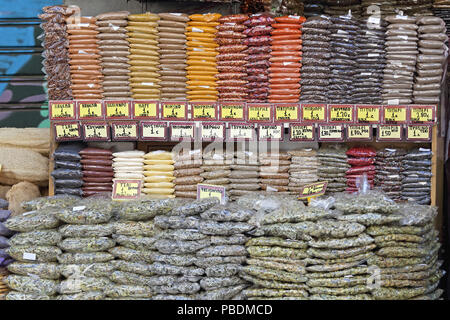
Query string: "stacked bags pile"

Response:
xmin=401 ymin=148 xmax=432 ymax=205
xmin=216 ymin=14 xmax=249 ymax=102
xmin=80 ymin=148 xmax=113 ymax=197
xmin=244 ymin=13 xmax=275 ymax=103
xmin=433 ymin=1 xmax=450 ymax=36
xmin=382 ymin=14 xmax=418 ymax=105
xmin=300 ymin=16 xmax=332 ymax=103
xmin=66 ymin=15 xmax=103 ymax=100
xmin=396 ymin=0 xmax=434 ymax=16
xmin=157 ymin=13 xmax=189 ymax=101
xmin=345 ymin=146 xmax=377 ymax=193
xmin=317 ymin=146 xmax=348 ymax=194
xmin=361 ymin=0 xmax=397 ymax=18
xmin=414 ymin=16 xmax=446 ymax=105
xmin=174 ymin=149 xmax=203 ymax=199
xmin=304 ymin=0 xmax=326 ymax=17
xmin=112 ymin=150 xmax=145 ymax=184
xmin=328 ymin=15 xmax=360 ymax=104
xmin=0 ymin=205 xmax=13 ymax=268
xmin=52 ymin=143 xmax=84 ymax=197
xmin=143 ymin=151 xmax=175 ymax=199
xmin=287 ymin=149 xmax=319 ymax=194
xmin=39 ymin=5 xmax=73 ymax=100
xmin=201 ymin=150 xmax=233 ymax=189
xmin=259 ymin=152 xmax=291 ymax=193
xmin=324 ymin=0 xmax=362 ymax=18
xmin=355 ymin=17 xmax=386 ymax=104
xmin=186 ymin=13 xmax=221 ymax=102
xmin=95 ymin=11 xmax=131 ymax=99
xmin=375 ymin=148 xmax=406 ymax=201
xmin=56 ymin=199 xmax=115 ymax=300
xmin=229 ymin=151 xmax=260 ymax=201
xmin=269 ymin=15 xmax=305 ymax=103
xmin=126 ymin=13 xmax=161 ymax=100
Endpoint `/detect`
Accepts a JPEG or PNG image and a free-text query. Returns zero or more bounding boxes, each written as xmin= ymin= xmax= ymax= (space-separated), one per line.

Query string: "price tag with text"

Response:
xmin=49 ymin=101 xmax=76 ymax=120
xmin=383 ymin=105 xmax=407 ymax=124
xmin=406 ymin=125 xmax=432 ymax=141
xmin=356 ymin=105 xmax=380 ymax=124
xmin=140 ymin=122 xmax=167 ymax=141
xmin=191 ymin=102 xmax=217 ymax=121
xmin=197 ymin=184 xmax=226 ymax=205
xmin=227 ymin=123 xmax=255 ymax=141
xmin=318 ymin=124 xmax=344 ymax=141
xmin=247 ymin=104 xmax=273 ymax=122
xmin=289 ymin=123 xmax=315 ymax=141
xmin=112 ymin=179 xmax=142 ymax=201
xmin=77 ymin=100 xmax=104 ymax=120
xmin=170 ymin=122 xmax=195 ymax=141
xmin=161 ymin=102 xmax=187 ymax=120
xmin=133 ymin=101 xmax=159 ymax=119
xmin=54 ymin=122 xmax=81 ymax=141
xmin=346 ymin=125 xmax=373 ymax=141
xmin=408 ymin=105 xmax=435 ymax=124
xmin=111 ymin=122 xmax=138 ymax=141
xmin=82 ymin=122 xmax=110 ymax=141
xmin=219 ymin=102 xmax=245 ymax=121
xmin=105 ymin=100 xmax=131 ymax=119
xmin=298 ymin=181 xmax=328 ymax=200
xmin=329 ymin=104 xmax=355 ymax=123
xmin=200 ymin=122 xmax=225 ymax=141
xmin=275 ymin=104 xmax=299 ymax=122
xmin=258 ymin=123 xmax=283 ymax=141
xmin=301 ymin=104 xmax=327 ymax=123
xmin=377 ymin=125 xmax=403 ymax=141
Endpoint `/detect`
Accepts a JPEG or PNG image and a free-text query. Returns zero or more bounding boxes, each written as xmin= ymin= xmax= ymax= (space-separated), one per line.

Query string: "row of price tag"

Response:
xmin=53 ymin=121 xmax=433 ymax=142
xmin=49 ymin=101 xmax=437 ymax=125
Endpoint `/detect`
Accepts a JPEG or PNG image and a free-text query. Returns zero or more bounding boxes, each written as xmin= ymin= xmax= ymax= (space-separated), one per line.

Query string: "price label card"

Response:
xmin=170 ymin=122 xmax=195 ymax=141
xmin=112 ymin=179 xmax=142 ymax=201
xmin=377 ymin=125 xmax=403 ymax=141
xmin=133 ymin=101 xmax=158 ymax=119
xmin=383 ymin=105 xmax=407 ymax=124
xmin=347 ymin=125 xmax=372 ymax=141
xmin=105 ymin=100 xmax=131 ymax=119
xmin=275 ymin=104 xmax=299 ymax=122
xmin=82 ymin=122 xmax=110 ymax=141
xmin=140 ymin=122 xmax=167 ymax=141
xmin=258 ymin=123 xmax=283 ymax=141
xmin=219 ymin=102 xmax=245 ymax=121
xmin=161 ymin=102 xmax=187 ymax=120
xmin=77 ymin=100 xmax=104 ymax=120
xmin=301 ymin=104 xmax=327 ymax=122
xmin=329 ymin=104 xmax=355 ymax=123
xmin=408 ymin=105 xmax=435 ymax=124
xmin=318 ymin=124 xmax=344 ymax=141
xmin=298 ymin=181 xmax=328 ymax=200
xmin=49 ymin=101 xmax=76 ymax=120
xmin=406 ymin=125 xmax=432 ymax=141
xmin=197 ymin=184 xmax=226 ymax=205
xmin=191 ymin=102 xmax=217 ymax=121
xmin=356 ymin=105 xmax=380 ymax=124
xmin=227 ymin=123 xmax=255 ymax=141
xmin=247 ymin=104 xmax=273 ymax=122
xmin=289 ymin=123 xmax=315 ymax=141
xmin=200 ymin=122 xmax=225 ymax=141
xmin=111 ymin=122 xmax=138 ymax=141
xmin=54 ymin=122 xmax=81 ymax=141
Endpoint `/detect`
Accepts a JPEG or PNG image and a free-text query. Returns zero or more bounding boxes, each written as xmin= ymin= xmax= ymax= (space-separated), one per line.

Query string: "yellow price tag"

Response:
xmin=78 ymin=102 xmax=103 ymax=119
xmin=54 ymin=123 xmax=80 ymax=140
xmin=347 ymin=125 xmax=371 ymax=140
xmin=275 ymin=105 xmax=299 ymax=121
xmin=50 ymin=102 xmax=75 ymax=119
xmin=201 ymin=123 xmax=224 ymax=141
xmin=329 ymin=105 xmax=354 ymax=122
xmin=83 ymin=123 xmax=109 ymax=140
xmin=357 ymin=106 xmax=380 ymax=123
xmin=407 ymin=126 xmax=431 ymax=140
xmin=106 ymin=101 xmax=130 ymax=118
xmin=384 ymin=106 xmax=406 ymax=123
xmin=378 ymin=125 xmax=402 ymax=140
xmin=197 ymin=184 xmax=226 ymax=204
xmin=248 ymin=105 xmax=272 ymax=122
xmin=134 ymin=102 xmax=157 ymax=118
xmin=410 ymin=107 xmax=433 ymax=123
xmin=221 ymin=104 xmax=244 ymax=120
xmin=192 ymin=104 xmax=216 ymax=120
xmin=112 ymin=123 xmax=138 ymax=140
xmin=141 ymin=122 xmax=167 ymax=140
xmin=258 ymin=124 xmax=282 ymax=140
xmin=319 ymin=125 xmax=344 ymax=141
xmin=290 ymin=124 xmax=314 ymax=141
xmin=162 ymin=104 xmax=186 ymax=119
xmin=302 ymin=104 xmax=326 ymax=122
xmin=228 ymin=124 xmax=254 ymax=140
xmin=171 ymin=123 xmax=195 ymax=140
xmin=298 ymin=181 xmax=328 ymax=200
xmin=112 ymin=180 xmax=142 ymax=200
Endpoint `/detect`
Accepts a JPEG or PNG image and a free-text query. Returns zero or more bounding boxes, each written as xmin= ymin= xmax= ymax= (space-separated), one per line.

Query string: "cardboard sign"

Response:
xmin=140 ymin=121 xmax=167 ymax=141
xmin=318 ymin=124 xmax=344 ymax=141
xmin=275 ymin=104 xmax=299 ymax=122
xmin=133 ymin=101 xmax=159 ymax=119
xmin=82 ymin=122 xmax=110 ymax=141
xmin=227 ymin=123 xmax=255 ymax=141
xmin=247 ymin=104 xmax=273 ymax=122
xmin=200 ymin=122 xmax=225 ymax=141
xmin=408 ymin=105 xmax=435 ymax=124
xmin=112 ymin=179 xmax=142 ymax=201
xmin=170 ymin=122 xmax=195 ymax=141
xmin=54 ymin=122 xmax=81 ymax=141
xmin=49 ymin=101 xmax=76 ymax=120
xmin=289 ymin=123 xmax=315 ymax=141
xmin=383 ymin=105 xmax=407 ymax=124
xmin=111 ymin=122 xmax=138 ymax=141
xmin=377 ymin=125 xmax=403 ymax=141
xmin=298 ymin=181 xmax=328 ymax=200
xmin=258 ymin=123 xmax=283 ymax=141
xmin=161 ymin=102 xmax=187 ymax=120
xmin=356 ymin=105 xmax=380 ymax=124
xmin=406 ymin=125 xmax=432 ymax=141
xmin=77 ymin=100 xmax=104 ymax=120
xmin=347 ymin=125 xmax=372 ymax=141
xmin=105 ymin=100 xmax=131 ymax=119
xmin=329 ymin=104 xmax=355 ymax=123
xmin=219 ymin=102 xmax=245 ymax=121
xmin=301 ymin=104 xmax=327 ymax=122
xmin=197 ymin=184 xmax=226 ymax=205
xmin=191 ymin=102 xmax=217 ymax=120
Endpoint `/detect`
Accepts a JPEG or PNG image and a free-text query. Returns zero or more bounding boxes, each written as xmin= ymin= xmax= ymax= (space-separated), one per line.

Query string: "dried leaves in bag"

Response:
xmin=307 ymin=276 xmax=368 ymax=288
xmin=9 ymin=230 xmax=61 ymax=246
xmin=6 ymin=291 xmax=53 ymax=300
xmin=170 ymin=198 xmax=220 ymax=216
xmin=377 ymin=246 xmax=430 ymax=258
xmin=118 ymin=199 xmax=175 ymax=221
xmin=148 ymin=262 xmax=204 ymax=276
xmin=198 ymin=220 xmax=254 ymax=236
xmin=153 ymin=282 xmax=201 ymax=295
xmin=246 ymin=258 xmax=306 ymax=274
xmin=5 ymin=211 xmax=59 ymax=232
xmin=243 ymin=288 xmax=308 ymax=298
xmin=57 ymin=291 xmax=105 ymax=300
xmin=194 ymin=255 xmax=246 ymax=268
xmin=200 ymin=276 xmax=245 ymax=291
xmin=149 ymin=252 xmax=197 ymax=267
xmin=113 ymin=234 xmax=157 ymax=251
xmin=57 ymin=201 xmax=113 ymax=225
xmin=59 ymin=276 xmax=113 ymax=294
xmin=249 ymin=223 xmax=313 ymax=241
xmin=108 ymin=246 xmax=152 ymax=263
xmin=200 ymin=204 xmax=253 ymax=222
xmin=7 ymin=262 xmax=60 ymax=279
xmin=333 ymin=191 xmax=399 ymax=214
xmin=5 ymin=275 xmax=58 ymax=295
xmin=154 ymin=215 xmax=199 ymax=230
xmin=59 ymin=223 xmax=114 ymax=238
xmin=306 ymin=260 xmax=366 ymax=272
xmin=336 ymin=213 xmax=403 ymax=226
xmin=113 ymin=220 xmax=158 ymax=236
xmin=111 ymin=260 xmax=153 ymax=276
xmin=195 ymin=284 xmax=248 ymax=300
xmin=105 ymin=285 xmax=152 ymax=298
xmin=205 ymin=264 xmax=241 ymax=277
xmin=59 ymin=263 xmax=114 ymax=278
xmin=242 ymin=265 xmax=308 ymax=283
xmin=308 ymin=285 xmax=371 ymax=296
xmin=309 ymin=220 xmax=366 ymax=238
xmin=155 ymin=239 xmax=210 ymax=254
xmin=7 ymin=245 xmax=61 ymax=262
xmin=196 ymin=245 xmax=247 ymax=257
xmin=308 ymin=233 xmax=374 ymax=249
xmin=307 ymin=266 xmax=370 ymax=279
xmin=366 ymin=225 xmax=431 ymax=237
xmin=247 ymin=245 xmax=308 ymax=259
xmin=307 ymin=244 xmax=376 ymax=260
xmin=57 ymin=252 xmax=114 ymax=264
xmin=210 ymin=234 xmax=249 ymax=245
xmin=260 ymin=207 xmax=335 ymax=225
xmin=59 ymin=237 xmax=115 ymax=253
xmin=240 ymin=272 xmax=308 ymax=290
xmin=372 ymin=287 xmax=427 ymax=300
xmin=157 ymin=229 xmax=207 ymax=241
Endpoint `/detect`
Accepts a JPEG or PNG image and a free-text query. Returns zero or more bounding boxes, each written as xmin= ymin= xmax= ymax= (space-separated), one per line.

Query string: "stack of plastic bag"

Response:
xmin=201 ymin=150 xmax=233 ymax=190
xmin=127 ymin=13 xmax=161 ymax=100
xmin=259 ymin=152 xmax=291 ymax=193
xmin=345 ymin=146 xmax=377 ymax=193
xmin=80 ymin=147 xmax=113 ymax=197
xmin=287 ymin=149 xmax=319 ymax=194
xmin=324 ymin=0 xmax=362 ymax=18
xmin=361 ymin=0 xmax=397 ymax=18
xmin=52 ymin=143 xmax=84 ymax=197
xmin=174 ymin=149 xmax=203 ymax=199
xmin=396 ymin=0 xmax=434 ymax=17
xmin=229 ymin=151 xmax=260 ymax=201
xmin=401 ymin=148 xmax=432 ymax=205
xmin=95 ymin=11 xmax=131 ymax=99
xmin=375 ymin=148 xmax=406 ymax=201
xmin=143 ymin=151 xmax=175 ymax=199
xmin=112 ymin=150 xmax=145 ymax=184
xmin=0 ymin=206 xmax=13 ymax=267
xmin=317 ymin=146 xmax=348 ymax=194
